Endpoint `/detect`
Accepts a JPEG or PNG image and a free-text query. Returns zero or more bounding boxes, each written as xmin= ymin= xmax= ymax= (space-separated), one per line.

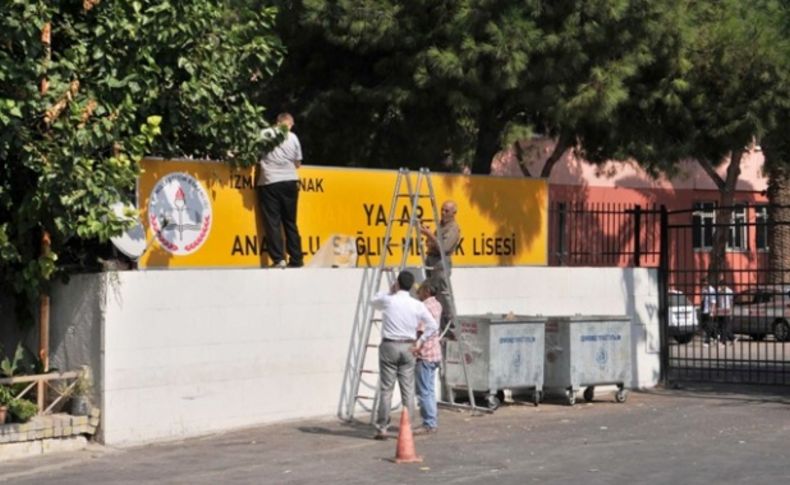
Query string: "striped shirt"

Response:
xmin=417 ymin=296 xmax=443 ymax=362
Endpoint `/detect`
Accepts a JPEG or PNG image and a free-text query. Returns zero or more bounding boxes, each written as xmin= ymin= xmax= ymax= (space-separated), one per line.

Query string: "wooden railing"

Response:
xmin=0 ymin=369 xmax=84 ymax=415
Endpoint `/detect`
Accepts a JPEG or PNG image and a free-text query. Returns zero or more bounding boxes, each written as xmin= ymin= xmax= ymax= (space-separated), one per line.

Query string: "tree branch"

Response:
xmin=512 ymin=140 xmax=532 ymax=177
xmin=540 ymin=132 xmax=572 ymax=178
xmin=697 ymin=157 xmax=725 ymax=190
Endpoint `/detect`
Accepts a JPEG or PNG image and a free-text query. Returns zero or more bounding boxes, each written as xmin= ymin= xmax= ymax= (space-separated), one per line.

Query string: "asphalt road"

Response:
xmin=1 ymin=385 xmax=789 ymax=484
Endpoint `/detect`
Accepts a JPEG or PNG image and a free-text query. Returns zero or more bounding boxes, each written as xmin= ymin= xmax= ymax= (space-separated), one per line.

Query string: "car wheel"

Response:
xmin=773 ymin=320 xmax=790 ymax=342
xmin=673 ymin=334 xmax=693 ymax=344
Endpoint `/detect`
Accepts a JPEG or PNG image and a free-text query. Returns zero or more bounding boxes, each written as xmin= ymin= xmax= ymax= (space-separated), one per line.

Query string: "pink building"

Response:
xmin=492 ymin=139 xmax=770 ymax=288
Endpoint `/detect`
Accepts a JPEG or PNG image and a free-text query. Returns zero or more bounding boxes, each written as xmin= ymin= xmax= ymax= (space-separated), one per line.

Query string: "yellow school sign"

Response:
xmin=137 ymin=158 xmax=548 ymax=269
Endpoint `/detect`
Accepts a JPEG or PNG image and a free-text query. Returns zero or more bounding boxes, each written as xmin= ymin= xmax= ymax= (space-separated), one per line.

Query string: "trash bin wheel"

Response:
xmin=615 ymin=388 xmax=628 ymax=403
xmin=486 ymin=394 xmax=501 ymax=410
xmin=566 ymin=389 xmax=576 ymax=406
xmin=583 ymin=386 xmax=595 ymax=402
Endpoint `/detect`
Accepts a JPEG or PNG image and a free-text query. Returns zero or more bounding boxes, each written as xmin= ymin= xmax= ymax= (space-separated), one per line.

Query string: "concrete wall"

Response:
xmin=48 ymin=266 xmax=659 ymax=446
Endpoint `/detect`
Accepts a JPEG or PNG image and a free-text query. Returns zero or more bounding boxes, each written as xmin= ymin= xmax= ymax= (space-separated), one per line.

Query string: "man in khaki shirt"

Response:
xmin=420 ymin=200 xmax=461 ymax=327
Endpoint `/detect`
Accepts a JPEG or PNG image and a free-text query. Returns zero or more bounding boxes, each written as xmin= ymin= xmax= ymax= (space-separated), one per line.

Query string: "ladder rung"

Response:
xmin=445 ymin=360 xmax=461 ymax=364
xmin=356 ymin=395 xmax=375 ymax=400
xmin=361 ymin=370 xmax=378 ymax=374
xmin=366 ymin=344 xmax=378 ymax=348
xmin=371 ymin=318 xmax=382 ymax=322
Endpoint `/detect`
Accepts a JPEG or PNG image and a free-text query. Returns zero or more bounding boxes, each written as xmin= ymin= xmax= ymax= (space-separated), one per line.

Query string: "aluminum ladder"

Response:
xmin=337 ymin=168 xmax=479 ymax=423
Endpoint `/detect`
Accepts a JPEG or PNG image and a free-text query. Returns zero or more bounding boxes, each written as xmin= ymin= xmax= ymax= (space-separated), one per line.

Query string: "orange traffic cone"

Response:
xmin=393 ymin=407 xmax=423 ymax=464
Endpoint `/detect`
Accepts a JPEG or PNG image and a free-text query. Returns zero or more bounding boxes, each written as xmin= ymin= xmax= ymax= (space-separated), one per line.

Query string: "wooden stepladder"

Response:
xmin=337 ymin=168 xmax=478 ymax=423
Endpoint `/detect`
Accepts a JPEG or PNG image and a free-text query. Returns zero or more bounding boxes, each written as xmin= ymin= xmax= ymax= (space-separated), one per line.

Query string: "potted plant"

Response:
xmin=8 ymin=397 xmax=37 ymax=423
xmin=70 ymin=366 xmax=94 ymax=416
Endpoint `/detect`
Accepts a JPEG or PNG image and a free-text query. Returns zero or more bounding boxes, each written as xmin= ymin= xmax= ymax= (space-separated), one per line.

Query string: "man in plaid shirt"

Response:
xmin=414 ymin=282 xmax=443 ymax=434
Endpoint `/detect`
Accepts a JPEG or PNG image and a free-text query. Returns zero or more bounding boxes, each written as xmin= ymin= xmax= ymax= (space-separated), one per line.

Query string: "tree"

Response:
xmin=759 ymin=0 xmax=790 ymax=283
xmin=0 ymin=0 xmax=283 ymax=322
xmin=580 ymin=0 xmax=784 ymax=278
xmin=266 ymin=0 xmax=685 ymax=174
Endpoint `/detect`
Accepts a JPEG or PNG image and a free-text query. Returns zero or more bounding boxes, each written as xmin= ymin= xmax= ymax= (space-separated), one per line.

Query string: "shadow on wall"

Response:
xmin=0 ymin=293 xmax=30 ymax=362
xmin=49 ymin=274 xmax=105 ymax=409
xmin=436 ymin=173 xmax=550 ymax=266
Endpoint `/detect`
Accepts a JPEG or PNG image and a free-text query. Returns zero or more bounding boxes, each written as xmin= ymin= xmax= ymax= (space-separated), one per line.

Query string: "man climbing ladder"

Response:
xmin=337 ymin=168 xmax=478 ymax=424
xmin=420 ymin=199 xmax=461 ymax=330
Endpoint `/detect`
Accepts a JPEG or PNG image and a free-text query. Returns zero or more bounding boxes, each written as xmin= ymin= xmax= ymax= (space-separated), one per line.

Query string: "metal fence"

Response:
xmin=550 ymin=202 xmax=790 ymax=386
xmin=663 ymin=206 xmax=790 ymax=385
xmin=548 ymin=202 xmax=661 ymax=267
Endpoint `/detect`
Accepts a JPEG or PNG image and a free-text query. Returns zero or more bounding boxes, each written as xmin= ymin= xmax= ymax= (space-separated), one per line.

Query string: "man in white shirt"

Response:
xmin=371 ymin=271 xmax=439 ymax=440
xmin=716 ymin=277 xmax=735 ymax=345
xmin=257 ymin=112 xmax=304 ymax=268
xmin=700 ymin=276 xmax=717 ymax=347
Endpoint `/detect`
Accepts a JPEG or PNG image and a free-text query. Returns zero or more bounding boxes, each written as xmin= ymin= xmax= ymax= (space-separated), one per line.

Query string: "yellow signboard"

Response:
xmin=137 ymin=159 xmax=548 ymax=269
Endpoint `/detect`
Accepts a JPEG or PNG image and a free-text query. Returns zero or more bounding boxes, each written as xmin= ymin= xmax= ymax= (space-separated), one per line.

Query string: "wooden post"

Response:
xmin=37 ymin=21 xmax=52 ymax=414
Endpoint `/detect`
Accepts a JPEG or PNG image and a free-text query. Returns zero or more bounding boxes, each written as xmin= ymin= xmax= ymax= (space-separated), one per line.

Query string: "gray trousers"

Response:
xmin=426 ymin=254 xmax=453 ymax=327
xmin=375 ymin=341 xmax=416 ymax=432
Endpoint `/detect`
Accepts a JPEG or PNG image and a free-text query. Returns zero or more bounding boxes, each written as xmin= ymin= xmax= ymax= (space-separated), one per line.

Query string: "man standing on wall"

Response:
xmin=371 ymin=271 xmax=438 ymax=440
xmin=420 ymin=200 xmax=461 ymax=327
xmin=257 ymin=112 xmax=304 ymax=268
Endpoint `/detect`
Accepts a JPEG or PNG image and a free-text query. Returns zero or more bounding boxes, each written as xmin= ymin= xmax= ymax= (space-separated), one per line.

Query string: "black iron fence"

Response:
xmin=664 ymin=206 xmax=790 ymax=386
xmin=549 ymin=202 xmax=790 ymax=386
xmin=548 ymin=202 xmax=661 ymax=267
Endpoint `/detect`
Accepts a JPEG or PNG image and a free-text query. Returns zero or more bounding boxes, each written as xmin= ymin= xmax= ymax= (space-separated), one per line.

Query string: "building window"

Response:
xmin=692 ymin=202 xmax=716 ymax=249
xmin=728 ymin=204 xmax=747 ymax=250
xmin=756 ymin=205 xmax=768 ymax=250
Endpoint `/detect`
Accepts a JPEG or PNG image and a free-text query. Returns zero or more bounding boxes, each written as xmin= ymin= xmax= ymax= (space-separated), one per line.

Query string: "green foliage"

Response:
xmin=584 ymin=0 xmax=789 ymax=172
xmin=0 ymin=1 xmax=284 ymax=321
xmin=0 ymin=385 xmax=12 ymax=406
xmin=267 ymin=0 xmax=687 ymax=173
xmin=0 ymin=343 xmax=25 ymax=378
xmin=0 ymin=384 xmax=37 ymax=422
xmin=8 ymin=397 xmax=38 ymax=422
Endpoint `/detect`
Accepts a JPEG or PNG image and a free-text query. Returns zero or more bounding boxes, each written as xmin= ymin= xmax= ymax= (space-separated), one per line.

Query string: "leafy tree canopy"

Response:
xmin=266 ymin=0 xmax=687 ymax=173
xmin=0 ymin=0 xmax=283 ymax=321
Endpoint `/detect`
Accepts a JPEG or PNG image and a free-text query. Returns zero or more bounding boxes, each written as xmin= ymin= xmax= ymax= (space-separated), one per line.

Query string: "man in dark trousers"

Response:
xmin=257 ymin=112 xmax=304 ymax=268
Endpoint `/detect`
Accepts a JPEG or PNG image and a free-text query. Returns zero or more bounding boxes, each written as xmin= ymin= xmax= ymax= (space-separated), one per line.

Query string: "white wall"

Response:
xmin=50 ymin=266 xmax=658 ymax=446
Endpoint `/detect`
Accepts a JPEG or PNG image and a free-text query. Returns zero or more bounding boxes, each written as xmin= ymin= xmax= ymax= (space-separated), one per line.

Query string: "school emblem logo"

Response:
xmin=148 ymin=172 xmax=212 ymax=255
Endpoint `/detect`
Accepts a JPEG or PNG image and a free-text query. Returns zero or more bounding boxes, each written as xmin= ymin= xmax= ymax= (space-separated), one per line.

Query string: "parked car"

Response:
xmin=730 ymin=286 xmax=790 ymax=342
xmin=668 ymin=290 xmax=699 ymax=344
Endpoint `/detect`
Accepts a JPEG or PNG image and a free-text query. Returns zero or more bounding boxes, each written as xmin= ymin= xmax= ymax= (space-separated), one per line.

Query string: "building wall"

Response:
xmin=48 ymin=266 xmax=659 ymax=446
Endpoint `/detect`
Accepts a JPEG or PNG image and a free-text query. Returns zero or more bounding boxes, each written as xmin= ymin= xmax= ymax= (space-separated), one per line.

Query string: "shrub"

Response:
xmin=8 ymin=398 xmax=38 ymax=423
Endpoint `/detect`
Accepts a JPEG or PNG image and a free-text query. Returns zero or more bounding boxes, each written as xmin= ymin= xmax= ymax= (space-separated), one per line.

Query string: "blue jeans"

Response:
xmin=416 ymin=360 xmax=439 ymax=429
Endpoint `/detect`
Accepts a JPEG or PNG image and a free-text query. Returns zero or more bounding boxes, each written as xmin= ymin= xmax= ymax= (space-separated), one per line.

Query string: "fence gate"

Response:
xmin=662 ymin=205 xmax=790 ymax=385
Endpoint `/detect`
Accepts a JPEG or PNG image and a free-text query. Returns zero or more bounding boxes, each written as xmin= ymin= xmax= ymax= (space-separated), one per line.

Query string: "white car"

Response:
xmin=668 ymin=290 xmax=699 ymax=344
xmin=731 ymin=286 xmax=790 ymax=341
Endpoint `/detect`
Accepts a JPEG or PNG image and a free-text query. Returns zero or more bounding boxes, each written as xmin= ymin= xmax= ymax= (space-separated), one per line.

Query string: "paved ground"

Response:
xmin=1 ymin=385 xmax=789 ymax=484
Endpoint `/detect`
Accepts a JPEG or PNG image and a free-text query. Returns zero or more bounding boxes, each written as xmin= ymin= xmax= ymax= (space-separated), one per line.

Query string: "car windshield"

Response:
xmin=669 ymin=293 xmax=691 ymax=306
